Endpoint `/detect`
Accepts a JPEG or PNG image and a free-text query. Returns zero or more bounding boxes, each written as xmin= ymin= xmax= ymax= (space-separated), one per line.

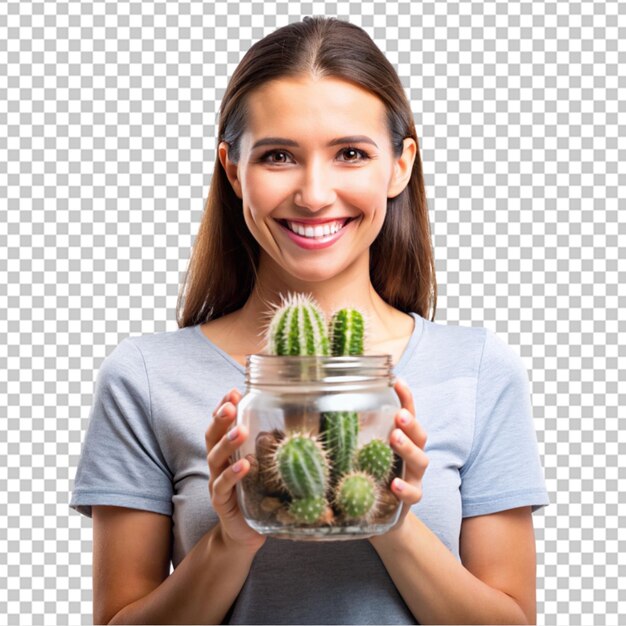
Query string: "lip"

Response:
xmin=278 ymin=217 xmax=353 ymax=226
xmin=276 ymin=217 xmax=356 ymax=250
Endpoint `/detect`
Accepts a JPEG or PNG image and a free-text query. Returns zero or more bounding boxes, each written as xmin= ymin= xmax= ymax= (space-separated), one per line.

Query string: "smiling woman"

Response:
xmin=69 ymin=14 xmax=549 ymax=626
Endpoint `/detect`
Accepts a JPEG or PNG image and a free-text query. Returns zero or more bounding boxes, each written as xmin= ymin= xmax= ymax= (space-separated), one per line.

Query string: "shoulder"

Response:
xmin=420 ymin=317 xmax=525 ymax=375
xmin=97 ymin=326 xmax=198 ymax=385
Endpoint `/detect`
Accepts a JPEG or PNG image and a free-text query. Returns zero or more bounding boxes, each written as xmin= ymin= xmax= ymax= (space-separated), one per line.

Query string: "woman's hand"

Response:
xmin=206 ymin=387 xmax=267 ymax=554
xmin=386 ymin=378 xmax=429 ymax=529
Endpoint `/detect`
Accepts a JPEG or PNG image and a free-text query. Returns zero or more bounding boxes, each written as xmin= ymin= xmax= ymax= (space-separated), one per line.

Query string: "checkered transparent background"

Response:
xmin=1 ymin=1 xmax=624 ymax=624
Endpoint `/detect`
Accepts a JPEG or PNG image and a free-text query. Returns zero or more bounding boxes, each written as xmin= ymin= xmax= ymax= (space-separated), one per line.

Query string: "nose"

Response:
xmin=294 ymin=157 xmax=337 ymax=212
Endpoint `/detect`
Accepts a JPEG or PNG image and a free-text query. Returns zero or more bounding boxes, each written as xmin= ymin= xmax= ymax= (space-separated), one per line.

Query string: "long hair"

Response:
xmin=176 ymin=16 xmax=437 ymax=327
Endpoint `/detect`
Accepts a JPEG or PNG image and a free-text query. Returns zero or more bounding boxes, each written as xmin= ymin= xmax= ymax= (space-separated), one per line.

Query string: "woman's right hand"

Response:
xmin=206 ymin=387 xmax=267 ymax=553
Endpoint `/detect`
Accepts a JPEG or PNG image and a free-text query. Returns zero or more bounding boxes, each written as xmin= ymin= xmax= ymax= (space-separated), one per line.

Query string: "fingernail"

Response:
xmin=228 ymin=426 xmax=239 ymax=441
xmin=393 ymin=478 xmax=404 ymax=491
xmin=399 ymin=409 xmax=411 ymax=425
xmin=396 ymin=377 xmax=407 ymax=387
xmin=216 ymin=403 xmax=228 ymax=418
xmin=395 ymin=430 xmax=404 ymax=444
xmin=232 ymin=460 xmax=243 ymax=473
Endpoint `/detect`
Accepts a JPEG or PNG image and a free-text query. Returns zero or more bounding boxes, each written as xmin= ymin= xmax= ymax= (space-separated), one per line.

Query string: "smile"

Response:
xmin=276 ymin=217 xmax=357 ymax=250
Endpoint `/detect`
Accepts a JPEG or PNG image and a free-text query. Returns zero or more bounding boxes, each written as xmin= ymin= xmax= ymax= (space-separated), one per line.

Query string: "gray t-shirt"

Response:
xmin=70 ymin=312 xmax=550 ymax=624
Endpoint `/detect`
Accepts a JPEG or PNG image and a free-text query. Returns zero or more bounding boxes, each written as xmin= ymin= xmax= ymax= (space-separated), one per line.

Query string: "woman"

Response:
xmin=70 ymin=16 xmax=550 ymax=624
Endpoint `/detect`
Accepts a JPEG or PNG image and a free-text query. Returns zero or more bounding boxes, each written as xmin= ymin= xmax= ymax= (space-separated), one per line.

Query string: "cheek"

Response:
xmin=242 ymin=169 xmax=288 ymax=213
xmin=345 ymin=172 xmax=389 ymax=216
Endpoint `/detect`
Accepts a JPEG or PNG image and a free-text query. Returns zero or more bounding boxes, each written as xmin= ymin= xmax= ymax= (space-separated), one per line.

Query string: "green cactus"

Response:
xmin=271 ymin=433 xmax=330 ymax=500
xmin=257 ymin=294 xmax=399 ymax=527
xmin=329 ymin=308 xmax=365 ymax=356
xmin=334 ymin=471 xmax=380 ymax=521
xmin=320 ymin=411 xmax=359 ymax=483
xmin=354 ymin=438 xmax=394 ymax=483
xmin=321 ymin=307 xmax=365 ymax=486
xmin=288 ymin=495 xmax=327 ymax=524
xmin=265 ymin=292 xmax=330 ymax=356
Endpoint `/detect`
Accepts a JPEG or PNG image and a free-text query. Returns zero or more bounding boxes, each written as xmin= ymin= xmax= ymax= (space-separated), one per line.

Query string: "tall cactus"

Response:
xmin=321 ymin=307 xmax=365 ymax=487
xmin=329 ymin=307 xmax=365 ymax=356
xmin=320 ymin=410 xmax=359 ymax=484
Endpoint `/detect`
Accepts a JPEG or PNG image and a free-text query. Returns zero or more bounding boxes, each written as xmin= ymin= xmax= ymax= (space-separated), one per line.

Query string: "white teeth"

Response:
xmin=286 ymin=219 xmax=347 ymax=238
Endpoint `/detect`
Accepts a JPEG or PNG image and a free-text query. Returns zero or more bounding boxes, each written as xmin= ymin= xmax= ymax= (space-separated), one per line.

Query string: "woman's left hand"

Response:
xmin=387 ymin=378 xmax=429 ymax=529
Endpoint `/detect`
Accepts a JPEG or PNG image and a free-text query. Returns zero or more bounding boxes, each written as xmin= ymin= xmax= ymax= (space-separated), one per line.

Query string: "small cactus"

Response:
xmin=264 ymin=292 xmax=330 ymax=356
xmin=334 ymin=471 xmax=380 ymax=521
xmin=271 ymin=433 xmax=330 ymax=500
xmin=288 ymin=495 xmax=327 ymax=524
xmin=354 ymin=438 xmax=394 ymax=483
xmin=329 ymin=308 xmax=365 ymax=356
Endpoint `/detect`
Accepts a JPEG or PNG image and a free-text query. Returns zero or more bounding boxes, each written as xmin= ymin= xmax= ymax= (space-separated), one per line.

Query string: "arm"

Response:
xmin=369 ymin=506 xmax=537 ymax=625
xmin=94 ymin=506 xmax=259 ymax=625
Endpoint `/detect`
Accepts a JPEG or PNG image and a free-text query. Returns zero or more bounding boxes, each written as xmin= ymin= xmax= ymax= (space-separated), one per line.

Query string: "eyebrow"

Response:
xmin=251 ymin=135 xmax=379 ymax=150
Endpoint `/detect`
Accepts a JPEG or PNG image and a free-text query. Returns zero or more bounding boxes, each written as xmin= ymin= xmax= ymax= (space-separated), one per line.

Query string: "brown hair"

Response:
xmin=176 ymin=16 xmax=437 ymax=327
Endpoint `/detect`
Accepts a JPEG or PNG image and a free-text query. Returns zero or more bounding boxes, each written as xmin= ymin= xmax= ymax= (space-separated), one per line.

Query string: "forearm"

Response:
xmin=369 ymin=512 xmax=530 ymax=625
xmin=108 ymin=524 xmax=258 ymax=625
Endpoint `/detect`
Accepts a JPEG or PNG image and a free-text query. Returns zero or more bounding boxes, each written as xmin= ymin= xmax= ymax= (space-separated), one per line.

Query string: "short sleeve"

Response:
xmin=69 ymin=337 xmax=174 ymax=518
xmin=460 ymin=329 xmax=550 ymax=517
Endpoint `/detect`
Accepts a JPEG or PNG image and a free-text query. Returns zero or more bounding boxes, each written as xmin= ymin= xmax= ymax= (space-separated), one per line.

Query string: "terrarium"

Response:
xmin=233 ymin=292 xmax=403 ymax=541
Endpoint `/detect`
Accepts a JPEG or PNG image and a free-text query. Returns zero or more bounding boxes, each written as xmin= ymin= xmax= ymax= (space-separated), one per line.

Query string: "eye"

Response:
xmin=339 ymin=147 xmax=371 ymax=162
xmin=257 ymin=146 xmax=372 ymax=165
xmin=259 ymin=150 xmax=291 ymax=164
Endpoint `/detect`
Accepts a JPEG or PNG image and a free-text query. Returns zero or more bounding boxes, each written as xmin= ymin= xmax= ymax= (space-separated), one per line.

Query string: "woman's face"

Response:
xmin=219 ymin=75 xmax=415 ymax=283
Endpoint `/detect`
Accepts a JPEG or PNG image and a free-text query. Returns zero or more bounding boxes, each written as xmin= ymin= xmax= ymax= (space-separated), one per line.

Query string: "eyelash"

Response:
xmin=257 ymin=146 xmax=372 ymax=165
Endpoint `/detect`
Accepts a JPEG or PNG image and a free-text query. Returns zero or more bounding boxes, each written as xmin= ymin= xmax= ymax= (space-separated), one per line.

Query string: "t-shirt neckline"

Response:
xmin=192 ymin=311 xmax=424 ymax=377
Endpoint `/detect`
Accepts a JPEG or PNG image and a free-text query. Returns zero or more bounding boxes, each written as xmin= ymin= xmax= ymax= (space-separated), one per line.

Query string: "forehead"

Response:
xmin=244 ymin=76 xmax=387 ymax=139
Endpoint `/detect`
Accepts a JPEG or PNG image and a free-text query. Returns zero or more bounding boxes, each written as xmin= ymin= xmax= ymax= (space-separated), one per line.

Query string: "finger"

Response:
xmin=389 ymin=476 xmax=423 ymax=505
xmin=210 ymin=457 xmax=251 ymax=512
xmin=207 ymin=423 xmax=249 ymax=478
xmin=393 ymin=378 xmax=416 ymax=418
xmin=205 ymin=401 xmax=237 ymax=452
xmin=211 ymin=387 xmax=242 ymax=417
xmin=395 ymin=408 xmax=427 ymax=449
xmin=390 ymin=428 xmax=429 ymax=480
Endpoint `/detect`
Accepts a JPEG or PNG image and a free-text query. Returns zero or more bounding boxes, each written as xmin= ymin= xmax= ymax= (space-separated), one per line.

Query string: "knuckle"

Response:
xmin=207 ymin=447 xmax=218 ymax=469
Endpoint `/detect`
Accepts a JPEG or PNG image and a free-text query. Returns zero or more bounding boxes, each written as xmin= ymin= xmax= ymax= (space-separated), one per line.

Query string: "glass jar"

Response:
xmin=233 ymin=354 xmax=403 ymax=541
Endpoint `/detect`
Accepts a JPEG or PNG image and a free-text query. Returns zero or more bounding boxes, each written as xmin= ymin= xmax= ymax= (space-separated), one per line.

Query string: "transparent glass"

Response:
xmin=234 ymin=354 xmax=403 ymax=541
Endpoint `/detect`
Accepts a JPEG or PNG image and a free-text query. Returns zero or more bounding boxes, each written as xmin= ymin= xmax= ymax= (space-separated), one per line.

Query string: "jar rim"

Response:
xmin=245 ymin=353 xmax=394 ymax=388
xmin=246 ymin=354 xmax=392 ymax=361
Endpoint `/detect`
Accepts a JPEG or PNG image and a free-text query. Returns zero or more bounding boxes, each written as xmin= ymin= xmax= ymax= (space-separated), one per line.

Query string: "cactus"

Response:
xmin=264 ymin=292 xmax=330 ymax=356
xmin=321 ymin=306 xmax=366 ymax=487
xmin=329 ymin=308 xmax=365 ymax=356
xmin=334 ymin=471 xmax=380 ymax=521
xmin=270 ymin=433 xmax=330 ymax=500
xmin=320 ymin=411 xmax=359 ymax=483
xmin=288 ymin=495 xmax=327 ymax=524
xmin=354 ymin=438 xmax=394 ymax=483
